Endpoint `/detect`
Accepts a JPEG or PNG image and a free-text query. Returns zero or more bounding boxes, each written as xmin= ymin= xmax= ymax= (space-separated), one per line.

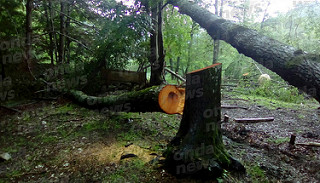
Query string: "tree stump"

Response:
xmin=164 ymin=63 xmax=245 ymax=179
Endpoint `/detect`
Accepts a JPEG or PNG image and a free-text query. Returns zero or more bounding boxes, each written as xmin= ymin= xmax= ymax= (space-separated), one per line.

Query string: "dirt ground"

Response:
xmin=0 ymin=93 xmax=320 ymax=183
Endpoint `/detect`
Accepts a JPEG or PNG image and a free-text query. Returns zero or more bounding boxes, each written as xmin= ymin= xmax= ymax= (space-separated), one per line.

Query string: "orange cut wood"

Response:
xmin=158 ymin=85 xmax=185 ymax=114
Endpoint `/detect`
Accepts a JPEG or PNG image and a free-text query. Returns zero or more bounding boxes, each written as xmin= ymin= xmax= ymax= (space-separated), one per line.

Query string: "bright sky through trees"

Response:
xmin=116 ymin=0 xmax=317 ymax=20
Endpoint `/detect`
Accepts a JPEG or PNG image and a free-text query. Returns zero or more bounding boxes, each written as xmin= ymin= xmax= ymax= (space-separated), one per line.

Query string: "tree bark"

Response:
xmin=164 ymin=63 xmax=245 ymax=178
xmin=149 ymin=2 xmax=165 ymax=85
xmin=65 ymin=1 xmax=71 ymax=64
xmin=169 ymin=58 xmax=174 ymax=79
xmin=168 ymin=0 xmax=320 ymax=103
xmin=67 ymin=86 xmax=162 ymax=113
xmin=48 ymin=0 xmax=59 ymax=63
xmin=185 ymin=21 xmax=196 ymax=73
xmin=25 ymin=0 xmax=33 ymax=71
xmin=157 ymin=1 xmax=165 ymax=81
xmin=58 ymin=0 xmax=66 ymax=64
xmin=44 ymin=0 xmax=54 ymax=65
xmin=175 ymin=56 xmax=180 ymax=74
xmin=0 ymin=51 xmax=4 ymax=78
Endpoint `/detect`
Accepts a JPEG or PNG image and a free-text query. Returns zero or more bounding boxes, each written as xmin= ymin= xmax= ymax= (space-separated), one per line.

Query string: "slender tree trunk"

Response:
xmin=58 ymin=0 xmax=65 ymax=64
xmin=65 ymin=1 xmax=71 ymax=64
xmin=25 ymin=0 xmax=33 ymax=68
xmin=175 ymin=56 xmax=180 ymax=75
xmin=168 ymin=0 xmax=320 ymax=103
xmin=169 ymin=58 xmax=174 ymax=79
xmin=157 ymin=1 xmax=165 ymax=82
xmin=260 ymin=1 xmax=270 ymax=30
xmin=44 ymin=0 xmax=54 ymax=65
xmin=149 ymin=5 xmax=159 ymax=85
xmin=185 ymin=21 xmax=196 ymax=74
xmin=48 ymin=0 xmax=58 ymax=63
xmin=149 ymin=3 xmax=164 ymax=86
xmin=0 ymin=51 xmax=4 ymax=78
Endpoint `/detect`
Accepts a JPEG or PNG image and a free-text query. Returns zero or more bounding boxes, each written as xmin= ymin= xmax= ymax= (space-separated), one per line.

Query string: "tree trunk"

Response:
xmin=168 ymin=0 xmax=320 ymax=103
xmin=44 ymin=0 xmax=54 ymax=65
xmin=157 ymin=1 xmax=165 ymax=81
xmin=0 ymin=50 xmax=4 ymax=78
xmin=150 ymin=3 xmax=165 ymax=86
xmin=48 ymin=0 xmax=59 ymax=63
xmin=25 ymin=0 xmax=33 ymax=70
xmin=260 ymin=1 xmax=270 ymax=30
xmin=65 ymin=1 xmax=71 ymax=64
xmin=185 ymin=21 xmax=196 ymax=74
xmin=58 ymin=0 xmax=65 ymax=64
xmin=175 ymin=56 xmax=180 ymax=74
xmin=169 ymin=58 xmax=174 ymax=79
xmin=67 ymin=86 xmax=163 ymax=113
xmin=164 ymin=63 xmax=245 ymax=178
xmin=149 ymin=5 xmax=159 ymax=85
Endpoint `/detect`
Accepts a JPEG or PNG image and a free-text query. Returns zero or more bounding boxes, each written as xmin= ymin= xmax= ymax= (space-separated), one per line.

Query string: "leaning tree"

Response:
xmin=168 ymin=0 xmax=320 ymax=103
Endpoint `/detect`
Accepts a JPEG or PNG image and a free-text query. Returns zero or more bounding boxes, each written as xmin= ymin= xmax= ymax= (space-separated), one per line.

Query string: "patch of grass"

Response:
xmin=228 ymin=81 xmax=318 ymax=110
xmin=297 ymin=114 xmax=305 ymax=119
xmin=56 ymin=103 xmax=76 ymax=113
xmin=0 ymin=179 xmax=8 ymax=183
xmin=22 ymin=112 xmax=31 ymax=121
xmin=82 ymin=119 xmax=111 ymax=132
xmin=237 ymin=81 xmax=305 ymax=104
xmin=151 ymin=144 xmax=165 ymax=152
xmin=117 ymin=128 xmax=142 ymax=142
xmin=230 ymin=93 xmax=317 ymax=110
xmin=267 ymin=137 xmax=290 ymax=144
xmin=247 ymin=165 xmax=268 ymax=183
xmin=103 ymin=159 xmax=153 ymax=183
xmin=6 ymin=169 xmax=23 ymax=178
xmin=41 ymin=135 xmax=58 ymax=143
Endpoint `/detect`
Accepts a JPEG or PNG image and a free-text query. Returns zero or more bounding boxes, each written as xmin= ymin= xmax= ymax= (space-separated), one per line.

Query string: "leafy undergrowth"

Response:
xmin=0 ymin=93 xmax=320 ymax=182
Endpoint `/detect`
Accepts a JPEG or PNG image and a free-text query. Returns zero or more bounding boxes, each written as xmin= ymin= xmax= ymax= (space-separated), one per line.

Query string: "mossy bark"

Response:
xmin=67 ymin=86 xmax=163 ymax=113
xmin=164 ymin=64 xmax=245 ymax=179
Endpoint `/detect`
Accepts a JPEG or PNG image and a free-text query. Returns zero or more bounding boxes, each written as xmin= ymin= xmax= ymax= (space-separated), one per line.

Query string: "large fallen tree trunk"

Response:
xmin=67 ymin=86 xmax=162 ymax=113
xmin=67 ymin=85 xmax=186 ymax=114
xmin=168 ymin=0 xmax=320 ymax=103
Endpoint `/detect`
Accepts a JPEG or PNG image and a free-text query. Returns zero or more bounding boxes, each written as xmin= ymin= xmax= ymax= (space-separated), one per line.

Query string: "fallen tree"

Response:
xmin=168 ymin=0 xmax=320 ymax=103
xmin=67 ymin=86 xmax=162 ymax=113
xmin=67 ymin=84 xmax=186 ymax=114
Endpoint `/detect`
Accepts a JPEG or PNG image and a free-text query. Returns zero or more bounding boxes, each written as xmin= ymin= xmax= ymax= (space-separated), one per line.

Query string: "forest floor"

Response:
xmin=0 ymin=89 xmax=320 ymax=183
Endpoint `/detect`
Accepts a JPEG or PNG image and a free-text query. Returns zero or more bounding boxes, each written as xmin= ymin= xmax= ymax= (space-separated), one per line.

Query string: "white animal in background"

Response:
xmin=258 ymin=74 xmax=271 ymax=85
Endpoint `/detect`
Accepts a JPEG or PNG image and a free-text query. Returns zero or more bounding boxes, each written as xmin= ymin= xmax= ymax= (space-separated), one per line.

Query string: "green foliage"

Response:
xmin=56 ymin=103 xmax=76 ymax=113
xmin=260 ymin=3 xmax=320 ymax=54
xmin=267 ymin=137 xmax=290 ymax=144
xmin=249 ymin=82 xmax=305 ymax=103
xmin=93 ymin=2 xmax=150 ymax=70
xmin=247 ymin=165 xmax=267 ymax=183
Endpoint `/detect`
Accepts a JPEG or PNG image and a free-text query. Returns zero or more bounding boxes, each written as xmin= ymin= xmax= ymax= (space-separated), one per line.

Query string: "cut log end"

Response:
xmin=158 ymin=85 xmax=185 ymax=114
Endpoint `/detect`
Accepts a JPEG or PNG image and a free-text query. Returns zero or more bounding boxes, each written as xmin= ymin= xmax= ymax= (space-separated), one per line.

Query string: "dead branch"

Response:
xmin=221 ymin=105 xmax=248 ymax=110
xmin=164 ymin=67 xmax=186 ymax=82
xmin=0 ymin=105 xmax=22 ymax=113
xmin=234 ymin=117 xmax=274 ymax=123
xmin=296 ymin=142 xmax=320 ymax=147
xmin=223 ymin=98 xmax=249 ymax=102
